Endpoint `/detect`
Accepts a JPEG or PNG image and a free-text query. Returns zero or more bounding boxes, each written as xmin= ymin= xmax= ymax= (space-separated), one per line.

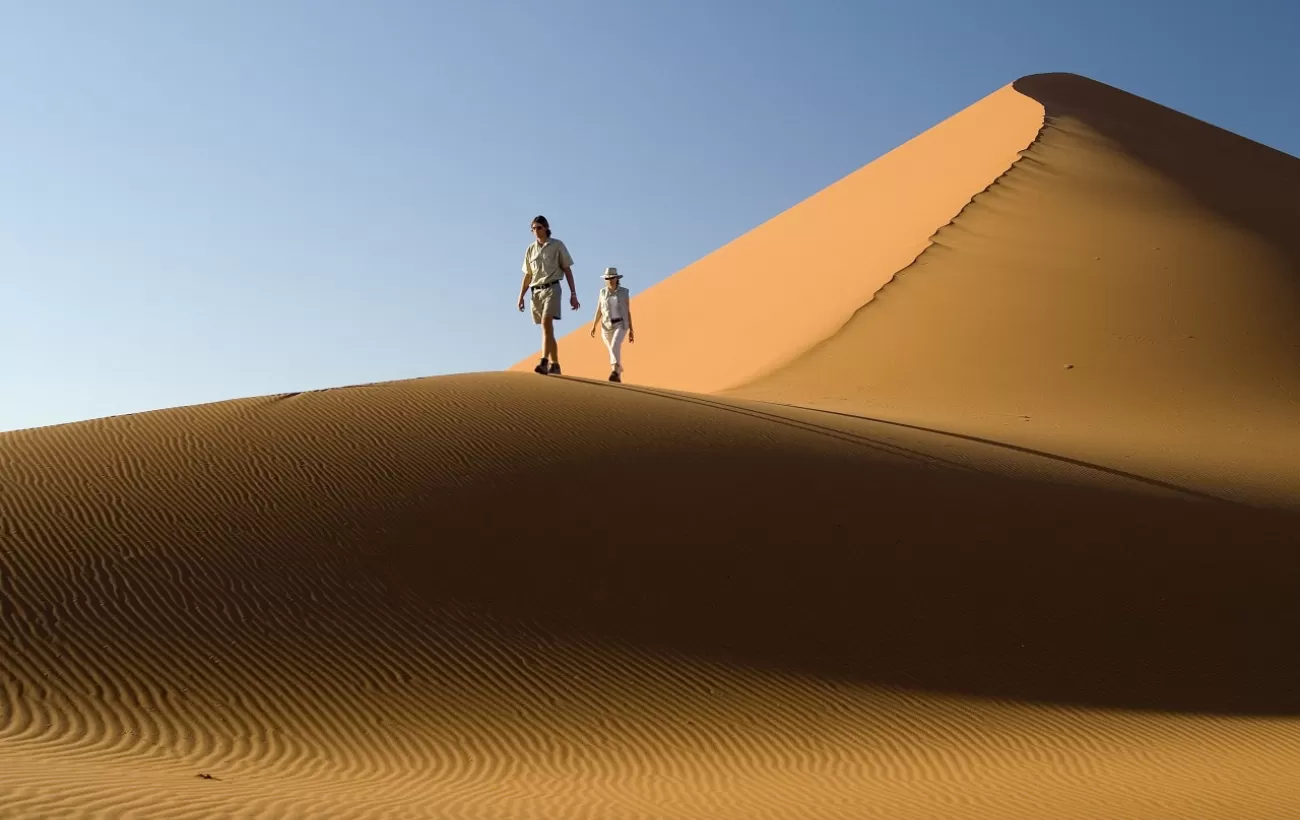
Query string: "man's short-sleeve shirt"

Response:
xmin=523 ymin=238 xmax=574 ymax=288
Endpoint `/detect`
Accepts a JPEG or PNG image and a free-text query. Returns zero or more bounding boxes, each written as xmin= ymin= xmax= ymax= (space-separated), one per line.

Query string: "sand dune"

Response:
xmin=4 ymin=374 xmax=1300 ymax=818
xmin=5 ymin=72 xmax=1300 ymax=818
xmin=727 ymin=73 xmax=1300 ymax=508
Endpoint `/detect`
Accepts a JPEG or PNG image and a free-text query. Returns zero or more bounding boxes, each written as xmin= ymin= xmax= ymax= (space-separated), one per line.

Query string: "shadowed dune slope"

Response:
xmin=511 ymin=83 xmax=1044 ymax=390
xmin=728 ymin=73 xmax=1300 ymax=507
xmin=3 ymin=373 xmax=1300 ymax=818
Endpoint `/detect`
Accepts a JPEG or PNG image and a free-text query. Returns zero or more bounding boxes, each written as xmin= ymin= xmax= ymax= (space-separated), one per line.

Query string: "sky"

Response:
xmin=2 ymin=0 xmax=1298 ymax=433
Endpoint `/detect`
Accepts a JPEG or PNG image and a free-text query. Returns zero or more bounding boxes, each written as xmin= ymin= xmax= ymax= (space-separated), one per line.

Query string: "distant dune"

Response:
xmin=5 ymin=73 xmax=1300 ymax=818
xmin=728 ymin=73 xmax=1300 ymax=508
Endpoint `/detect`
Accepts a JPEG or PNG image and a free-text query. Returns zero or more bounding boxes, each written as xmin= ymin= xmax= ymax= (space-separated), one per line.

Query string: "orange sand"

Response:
xmin=511 ymin=82 xmax=1045 ymax=392
xmin=4 ymin=73 xmax=1300 ymax=818
xmin=728 ymin=73 xmax=1300 ymax=509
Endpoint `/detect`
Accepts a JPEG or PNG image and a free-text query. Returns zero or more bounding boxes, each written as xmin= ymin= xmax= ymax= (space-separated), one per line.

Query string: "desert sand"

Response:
xmin=4 ymin=73 xmax=1300 ymax=818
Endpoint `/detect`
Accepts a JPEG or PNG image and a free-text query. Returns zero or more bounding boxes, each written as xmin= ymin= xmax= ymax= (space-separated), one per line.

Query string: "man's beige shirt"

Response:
xmin=523 ymin=238 xmax=575 ymax=288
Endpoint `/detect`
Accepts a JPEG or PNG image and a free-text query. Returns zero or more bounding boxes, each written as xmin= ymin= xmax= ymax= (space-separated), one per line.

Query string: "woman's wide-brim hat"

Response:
xmin=602 ymin=267 xmax=622 ymax=280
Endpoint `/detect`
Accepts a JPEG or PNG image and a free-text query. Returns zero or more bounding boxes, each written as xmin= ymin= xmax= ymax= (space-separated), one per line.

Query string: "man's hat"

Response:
xmin=602 ymin=267 xmax=622 ymax=280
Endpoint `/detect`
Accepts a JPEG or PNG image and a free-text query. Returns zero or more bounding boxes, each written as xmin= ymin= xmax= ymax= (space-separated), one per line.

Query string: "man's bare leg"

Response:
xmin=542 ymin=318 xmax=559 ymax=368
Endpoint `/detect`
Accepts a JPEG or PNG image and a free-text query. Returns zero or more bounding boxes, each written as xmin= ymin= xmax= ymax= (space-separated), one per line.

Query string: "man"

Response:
xmin=517 ymin=215 xmax=579 ymax=375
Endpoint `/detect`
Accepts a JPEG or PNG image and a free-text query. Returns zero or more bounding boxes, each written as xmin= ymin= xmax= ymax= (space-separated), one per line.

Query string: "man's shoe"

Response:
xmin=548 ymin=362 xmax=562 ymax=375
xmin=534 ymin=358 xmax=549 ymax=375
xmin=609 ymin=371 xmax=621 ymax=383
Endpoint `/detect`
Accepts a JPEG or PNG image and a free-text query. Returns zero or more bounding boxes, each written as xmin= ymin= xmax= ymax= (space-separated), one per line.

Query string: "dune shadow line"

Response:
xmin=568 ymin=376 xmax=1234 ymax=506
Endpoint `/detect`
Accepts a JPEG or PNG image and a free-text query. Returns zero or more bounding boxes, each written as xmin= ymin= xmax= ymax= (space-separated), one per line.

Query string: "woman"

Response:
xmin=589 ymin=267 xmax=635 ymax=382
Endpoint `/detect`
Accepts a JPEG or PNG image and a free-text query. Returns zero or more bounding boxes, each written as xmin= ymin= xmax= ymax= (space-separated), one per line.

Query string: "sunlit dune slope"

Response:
xmin=512 ymin=83 xmax=1045 ymax=390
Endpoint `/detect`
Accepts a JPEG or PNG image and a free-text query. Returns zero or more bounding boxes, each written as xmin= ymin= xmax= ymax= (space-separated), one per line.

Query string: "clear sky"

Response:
xmin=3 ymin=0 xmax=1297 ymax=432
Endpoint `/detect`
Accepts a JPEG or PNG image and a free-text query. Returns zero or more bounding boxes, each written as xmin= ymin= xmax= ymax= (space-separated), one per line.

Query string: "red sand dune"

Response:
xmin=4 ymin=73 xmax=1300 ymax=818
xmin=727 ymin=73 xmax=1300 ymax=508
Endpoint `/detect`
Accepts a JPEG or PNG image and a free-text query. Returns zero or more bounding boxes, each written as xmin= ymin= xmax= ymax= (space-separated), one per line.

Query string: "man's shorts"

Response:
xmin=530 ymin=281 xmax=562 ymax=324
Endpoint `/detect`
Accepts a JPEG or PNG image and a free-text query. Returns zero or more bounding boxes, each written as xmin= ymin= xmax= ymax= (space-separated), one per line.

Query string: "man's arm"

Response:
xmin=563 ymin=264 xmax=579 ymax=309
xmin=517 ymin=272 xmax=530 ymax=310
xmin=518 ymin=249 xmax=532 ymax=309
xmin=556 ymin=239 xmax=578 ymax=306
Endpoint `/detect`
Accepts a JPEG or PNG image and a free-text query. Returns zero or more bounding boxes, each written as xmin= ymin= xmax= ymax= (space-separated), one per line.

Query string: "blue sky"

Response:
xmin=3 ymin=0 xmax=1297 ymax=432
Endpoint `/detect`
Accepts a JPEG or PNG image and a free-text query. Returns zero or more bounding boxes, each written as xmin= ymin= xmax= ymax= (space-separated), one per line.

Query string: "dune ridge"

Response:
xmin=6 ymin=72 xmax=1300 ymax=817
xmin=511 ymin=83 xmax=1045 ymax=391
